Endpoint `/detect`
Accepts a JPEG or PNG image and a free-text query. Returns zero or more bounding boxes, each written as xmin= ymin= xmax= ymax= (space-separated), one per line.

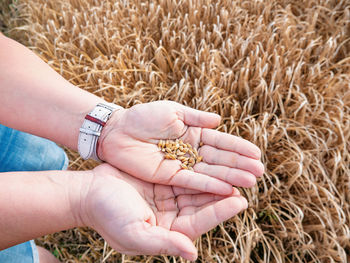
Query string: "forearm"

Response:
xmin=0 ymin=35 xmax=106 ymax=150
xmin=0 ymin=170 xmax=91 ymax=250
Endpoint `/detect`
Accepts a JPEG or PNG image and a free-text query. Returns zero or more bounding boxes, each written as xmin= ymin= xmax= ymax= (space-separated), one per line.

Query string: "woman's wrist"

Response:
xmin=0 ymin=170 xmax=93 ymax=249
xmin=70 ymin=96 xmax=105 ymax=151
xmin=96 ymin=107 xmax=126 ymax=161
xmin=66 ymin=170 xmax=95 ymax=228
xmin=0 ymin=35 xmax=114 ymax=153
xmin=77 ymin=102 xmax=124 ymax=161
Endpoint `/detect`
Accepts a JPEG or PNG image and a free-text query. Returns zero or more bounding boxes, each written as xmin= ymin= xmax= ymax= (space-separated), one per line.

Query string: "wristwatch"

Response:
xmin=78 ymin=102 xmax=121 ymax=161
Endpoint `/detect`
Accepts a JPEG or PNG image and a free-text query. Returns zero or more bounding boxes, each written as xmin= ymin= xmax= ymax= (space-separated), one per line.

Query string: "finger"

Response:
xmin=169 ymin=169 xmax=233 ymax=195
xmin=232 ymin=187 xmax=241 ymax=196
xmin=177 ymin=190 xmax=240 ymax=209
xmin=199 ymin=145 xmax=264 ymax=177
xmin=194 ymin=162 xmax=257 ymax=187
xmin=174 ymin=186 xmax=240 ymax=198
xmin=201 ymin=128 xmax=261 ymax=159
xmin=176 ymin=104 xmax=221 ymax=128
xmin=135 ymin=225 xmax=198 ymax=261
xmin=173 ymin=187 xmax=202 ymax=195
xmin=173 ymin=196 xmax=248 ymax=239
xmin=173 ymin=187 xmax=239 ymax=196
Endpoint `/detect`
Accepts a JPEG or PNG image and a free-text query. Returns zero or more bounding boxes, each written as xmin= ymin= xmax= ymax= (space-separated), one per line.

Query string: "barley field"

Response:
xmin=1 ymin=0 xmax=349 ymax=262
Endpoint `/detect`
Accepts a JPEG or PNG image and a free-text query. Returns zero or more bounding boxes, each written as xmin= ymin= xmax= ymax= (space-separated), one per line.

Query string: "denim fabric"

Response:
xmin=0 ymin=241 xmax=39 ymax=263
xmin=0 ymin=124 xmax=68 ymax=172
xmin=0 ymin=124 xmax=68 ymax=263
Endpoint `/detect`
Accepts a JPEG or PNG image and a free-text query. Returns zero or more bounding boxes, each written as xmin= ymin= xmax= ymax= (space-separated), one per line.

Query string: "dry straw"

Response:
xmin=1 ymin=0 xmax=349 ymax=262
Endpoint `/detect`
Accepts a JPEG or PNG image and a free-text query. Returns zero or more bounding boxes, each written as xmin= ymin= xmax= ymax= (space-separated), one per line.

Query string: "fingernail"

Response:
xmin=181 ymin=252 xmax=197 ymax=261
xmin=256 ymin=162 xmax=265 ymax=177
xmin=222 ymin=184 xmax=234 ymax=195
xmin=240 ymin=197 xmax=248 ymax=210
xmin=232 ymin=187 xmax=241 ymax=196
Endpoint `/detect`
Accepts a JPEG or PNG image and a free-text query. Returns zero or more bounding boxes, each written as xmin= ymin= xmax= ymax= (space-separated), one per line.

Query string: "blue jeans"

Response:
xmin=0 ymin=124 xmax=68 ymax=263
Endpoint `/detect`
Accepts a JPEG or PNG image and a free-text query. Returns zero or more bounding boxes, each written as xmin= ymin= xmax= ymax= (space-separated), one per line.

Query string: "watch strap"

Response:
xmin=78 ymin=103 xmax=120 ymax=161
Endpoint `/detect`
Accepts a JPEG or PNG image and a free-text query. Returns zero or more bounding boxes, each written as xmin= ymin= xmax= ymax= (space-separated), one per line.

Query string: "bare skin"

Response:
xmin=0 ymin=164 xmax=247 ymax=261
xmin=37 ymin=247 xmax=60 ymax=263
xmin=82 ymin=164 xmax=248 ymax=260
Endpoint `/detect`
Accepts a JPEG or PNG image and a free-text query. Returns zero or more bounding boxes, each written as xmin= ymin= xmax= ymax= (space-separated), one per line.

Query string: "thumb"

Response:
xmin=138 ymin=226 xmax=198 ymax=261
xmin=177 ymin=104 xmax=221 ymax=128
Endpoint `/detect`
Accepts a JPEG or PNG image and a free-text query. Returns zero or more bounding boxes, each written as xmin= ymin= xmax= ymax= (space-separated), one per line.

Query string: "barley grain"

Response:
xmin=178 ymin=156 xmax=187 ymax=161
xmin=180 ymin=163 xmax=188 ymax=169
xmin=158 ymin=139 xmax=203 ymax=170
xmin=176 ymin=150 xmax=185 ymax=156
xmin=165 ymin=148 xmax=172 ymax=153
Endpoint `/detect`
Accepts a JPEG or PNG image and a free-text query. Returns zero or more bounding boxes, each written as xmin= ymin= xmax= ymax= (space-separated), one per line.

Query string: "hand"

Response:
xmin=80 ymin=164 xmax=248 ymax=260
xmin=98 ymin=101 xmax=264 ymax=195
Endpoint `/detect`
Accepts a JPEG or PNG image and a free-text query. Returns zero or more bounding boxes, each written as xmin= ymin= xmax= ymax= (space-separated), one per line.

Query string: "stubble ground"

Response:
xmin=1 ymin=0 xmax=349 ymax=262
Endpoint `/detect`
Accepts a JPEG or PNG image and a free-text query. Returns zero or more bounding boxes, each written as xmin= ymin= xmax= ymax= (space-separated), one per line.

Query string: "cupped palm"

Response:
xmin=99 ymin=101 xmax=264 ymax=195
xmin=84 ymin=164 xmax=248 ymax=260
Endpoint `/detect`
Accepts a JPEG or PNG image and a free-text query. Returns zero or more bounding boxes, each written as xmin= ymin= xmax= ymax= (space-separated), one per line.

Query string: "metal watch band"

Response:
xmin=78 ymin=102 xmax=120 ymax=161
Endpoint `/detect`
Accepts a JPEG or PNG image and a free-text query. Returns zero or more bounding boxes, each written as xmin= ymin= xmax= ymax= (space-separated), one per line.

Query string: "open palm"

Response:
xmin=84 ymin=164 xmax=248 ymax=260
xmin=99 ymin=101 xmax=264 ymax=195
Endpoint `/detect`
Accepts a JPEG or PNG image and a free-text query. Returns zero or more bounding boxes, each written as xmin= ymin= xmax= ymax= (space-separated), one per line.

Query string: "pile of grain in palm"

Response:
xmin=1 ymin=0 xmax=349 ymax=262
xmin=158 ymin=139 xmax=203 ymax=170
